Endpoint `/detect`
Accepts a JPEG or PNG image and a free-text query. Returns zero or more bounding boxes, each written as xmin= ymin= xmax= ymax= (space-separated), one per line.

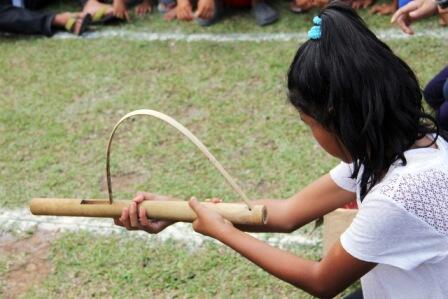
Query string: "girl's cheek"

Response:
xmin=312 ymin=127 xmax=344 ymax=160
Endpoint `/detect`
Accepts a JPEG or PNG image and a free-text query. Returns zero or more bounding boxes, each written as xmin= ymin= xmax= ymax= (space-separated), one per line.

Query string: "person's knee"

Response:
xmin=424 ymin=79 xmax=443 ymax=109
xmin=443 ymin=79 xmax=448 ymax=101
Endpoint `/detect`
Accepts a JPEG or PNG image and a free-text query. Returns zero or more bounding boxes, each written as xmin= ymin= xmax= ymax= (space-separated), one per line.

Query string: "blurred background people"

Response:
xmin=0 ymin=0 xmax=91 ymax=36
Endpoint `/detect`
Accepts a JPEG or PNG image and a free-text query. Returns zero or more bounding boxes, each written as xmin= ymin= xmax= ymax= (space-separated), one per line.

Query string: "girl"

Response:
xmin=115 ymin=2 xmax=448 ymax=297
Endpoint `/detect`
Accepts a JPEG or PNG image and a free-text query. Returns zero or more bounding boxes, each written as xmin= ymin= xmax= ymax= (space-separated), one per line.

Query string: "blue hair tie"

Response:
xmin=308 ymin=16 xmax=322 ymax=40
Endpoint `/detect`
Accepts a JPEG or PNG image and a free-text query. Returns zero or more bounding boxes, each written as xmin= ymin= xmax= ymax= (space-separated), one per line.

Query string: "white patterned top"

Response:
xmin=330 ymin=135 xmax=448 ymax=299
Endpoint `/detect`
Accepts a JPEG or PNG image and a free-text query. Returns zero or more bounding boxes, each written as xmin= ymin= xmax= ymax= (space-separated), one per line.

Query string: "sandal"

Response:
xmin=91 ymin=5 xmax=118 ymax=24
xmin=65 ymin=13 xmax=92 ymax=36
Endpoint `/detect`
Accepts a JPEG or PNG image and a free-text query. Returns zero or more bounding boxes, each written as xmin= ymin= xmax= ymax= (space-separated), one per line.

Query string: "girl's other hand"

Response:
xmin=188 ymin=197 xmax=233 ymax=239
xmin=114 ymin=192 xmax=174 ymax=234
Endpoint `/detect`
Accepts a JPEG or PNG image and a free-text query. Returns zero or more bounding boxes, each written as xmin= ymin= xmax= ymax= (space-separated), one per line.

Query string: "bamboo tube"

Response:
xmin=30 ymin=198 xmax=267 ymax=226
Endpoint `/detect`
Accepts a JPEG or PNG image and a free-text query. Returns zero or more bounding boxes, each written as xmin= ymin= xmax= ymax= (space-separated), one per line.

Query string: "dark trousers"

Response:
xmin=0 ymin=0 xmax=56 ymax=36
xmin=424 ymin=66 xmax=448 ymax=130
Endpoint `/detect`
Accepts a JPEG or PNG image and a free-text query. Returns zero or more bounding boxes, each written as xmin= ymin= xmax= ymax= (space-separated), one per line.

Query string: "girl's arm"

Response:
xmin=116 ymin=174 xmax=356 ymax=234
xmin=189 ymin=198 xmax=375 ymax=298
xmin=236 ymin=174 xmax=356 ymax=233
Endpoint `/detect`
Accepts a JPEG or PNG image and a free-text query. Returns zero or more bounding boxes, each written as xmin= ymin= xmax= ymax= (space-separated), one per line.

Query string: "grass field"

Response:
xmin=0 ymin=3 xmax=447 ymax=298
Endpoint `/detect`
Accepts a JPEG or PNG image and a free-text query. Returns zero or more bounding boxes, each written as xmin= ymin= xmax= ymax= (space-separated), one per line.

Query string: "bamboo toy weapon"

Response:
xmin=30 ymin=109 xmax=267 ymax=226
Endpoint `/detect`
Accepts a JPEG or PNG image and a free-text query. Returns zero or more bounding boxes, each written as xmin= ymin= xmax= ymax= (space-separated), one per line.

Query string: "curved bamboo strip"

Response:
xmin=106 ymin=109 xmax=254 ymax=210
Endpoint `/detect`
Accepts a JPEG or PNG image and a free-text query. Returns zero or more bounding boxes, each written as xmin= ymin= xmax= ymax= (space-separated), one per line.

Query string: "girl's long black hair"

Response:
xmin=287 ymin=1 xmax=442 ymax=200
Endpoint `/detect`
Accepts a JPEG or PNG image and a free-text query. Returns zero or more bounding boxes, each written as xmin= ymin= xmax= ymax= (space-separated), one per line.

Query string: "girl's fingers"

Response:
xmin=138 ymin=207 xmax=170 ymax=233
xmin=189 ymin=197 xmax=208 ymax=218
xmin=129 ymin=202 xmax=139 ymax=227
xmin=133 ymin=193 xmax=145 ymax=203
xmin=113 ymin=218 xmax=122 ymax=226
xmin=139 ymin=207 xmax=150 ymax=226
xmin=138 ymin=207 xmax=156 ymax=232
xmin=120 ymin=207 xmax=132 ymax=229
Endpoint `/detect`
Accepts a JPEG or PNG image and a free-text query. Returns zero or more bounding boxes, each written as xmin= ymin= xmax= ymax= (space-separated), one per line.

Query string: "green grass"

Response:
xmin=0 ymin=37 xmax=446 ymax=209
xmin=0 ymin=11 xmax=446 ymax=298
xmin=23 ymin=232 xmax=321 ymax=298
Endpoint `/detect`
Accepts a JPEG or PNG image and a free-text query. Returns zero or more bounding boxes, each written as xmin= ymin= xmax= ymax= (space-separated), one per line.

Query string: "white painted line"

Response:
xmin=54 ymin=28 xmax=448 ymax=42
xmin=0 ymin=208 xmax=318 ymax=248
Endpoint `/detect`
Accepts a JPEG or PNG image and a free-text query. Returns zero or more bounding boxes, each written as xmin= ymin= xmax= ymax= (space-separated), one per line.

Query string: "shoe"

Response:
xmin=251 ymin=2 xmax=278 ymax=26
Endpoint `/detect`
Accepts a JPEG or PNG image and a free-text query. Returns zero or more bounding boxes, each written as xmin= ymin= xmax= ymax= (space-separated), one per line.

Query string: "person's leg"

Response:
xmin=23 ymin=0 xmax=50 ymax=10
xmin=424 ymin=66 xmax=448 ymax=110
xmin=443 ymin=78 xmax=448 ymax=101
xmin=0 ymin=5 xmax=92 ymax=36
xmin=0 ymin=5 xmax=55 ymax=36
xmin=438 ymin=99 xmax=448 ymax=131
xmin=81 ymin=0 xmax=113 ymax=22
xmin=437 ymin=79 xmax=448 ymax=131
xmin=251 ymin=0 xmax=278 ymax=26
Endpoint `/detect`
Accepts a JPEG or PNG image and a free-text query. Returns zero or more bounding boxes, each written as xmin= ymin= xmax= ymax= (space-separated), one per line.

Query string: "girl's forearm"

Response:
xmin=236 ymin=175 xmax=356 ymax=233
xmin=234 ymin=199 xmax=293 ymax=233
xmin=217 ymin=225 xmax=324 ymax=296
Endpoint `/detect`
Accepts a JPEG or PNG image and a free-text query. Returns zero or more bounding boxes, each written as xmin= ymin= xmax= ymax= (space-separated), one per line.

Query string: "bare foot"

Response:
xmin=164 ymin=7 xmax=177 ymax=20
xmin=370 ymin=3 xmax=396 ymax=14
xmin=82 ymin=0 xmax=113 ymax=18
xmin=135 ymin=0 xmax=152 ymax=15
xmin=439 ymin=6 xmax=448 ymax=26
xmin=52 ymin=12 xmax=73 ymax=27
xmin=52 ymin=12 xmax=91 ymax=35
xmin=290 ymin=0 xmax=321 ymax=13
xmin=350 ymin=0 xmax=373 ymax=9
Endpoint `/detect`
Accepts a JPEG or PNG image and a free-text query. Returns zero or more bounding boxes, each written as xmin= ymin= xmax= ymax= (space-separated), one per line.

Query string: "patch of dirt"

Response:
xmin=0 ymin=231 xmax=55 ymax=299
xmin=100 ymin=172 xmax=142 ymax=193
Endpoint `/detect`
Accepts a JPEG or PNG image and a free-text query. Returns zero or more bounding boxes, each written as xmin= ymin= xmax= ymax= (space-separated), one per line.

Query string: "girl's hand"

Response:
xmin=114 ymin=192 xmax=174 ymax=234
xmin=188 ymin=197 xmax=234 ymax=239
